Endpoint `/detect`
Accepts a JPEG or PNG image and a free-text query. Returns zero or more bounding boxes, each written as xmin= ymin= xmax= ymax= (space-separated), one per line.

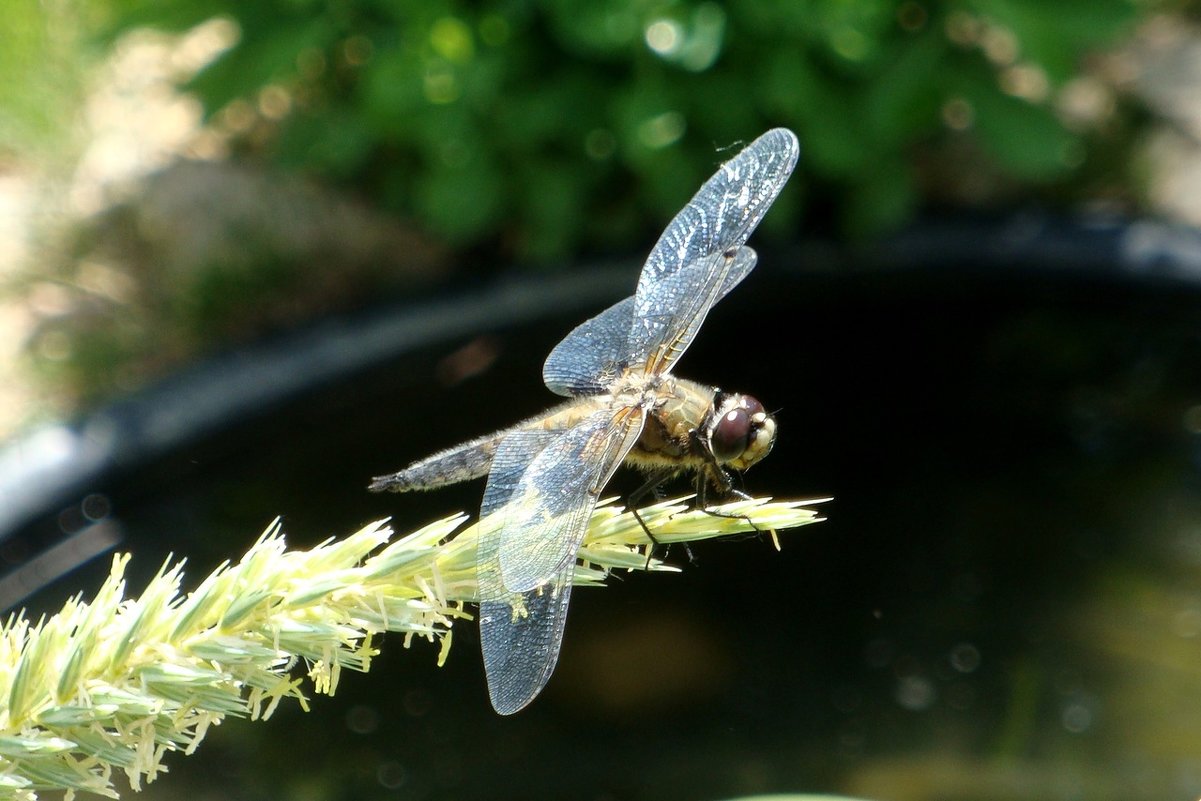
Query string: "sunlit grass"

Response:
xmin=0 ymin=495 xmax=826 ymax=799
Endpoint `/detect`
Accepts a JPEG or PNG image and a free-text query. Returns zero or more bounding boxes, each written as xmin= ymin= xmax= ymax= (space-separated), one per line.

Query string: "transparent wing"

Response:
xmin=476 ymin=405 xmax=645 ymax=714
xmin=542 ymin=296 xmax=634 ymax=397
xmin=625 ymin=128 xmax=797 ymax=376
xmin=627 ymin=246 xmax=756 ymax=377
xmin=542 ymin=247 xmax=759 ymax=396
xmin=479 ymin=571 xmax=574 ymax=715
xmin=638 ymin=128 xmax=798 ymax=292
xmin=478 ymin=405 xmax=646 ymax=596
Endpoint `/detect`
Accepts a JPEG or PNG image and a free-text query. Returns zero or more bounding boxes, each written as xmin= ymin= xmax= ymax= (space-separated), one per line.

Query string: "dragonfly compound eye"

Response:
xmin=711 ymin=407 xmax=752 ymax=462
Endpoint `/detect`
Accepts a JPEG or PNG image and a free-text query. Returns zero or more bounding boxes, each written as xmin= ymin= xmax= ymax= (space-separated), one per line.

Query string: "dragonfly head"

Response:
xmin=705 ymin=393 xmax=777 ymax=470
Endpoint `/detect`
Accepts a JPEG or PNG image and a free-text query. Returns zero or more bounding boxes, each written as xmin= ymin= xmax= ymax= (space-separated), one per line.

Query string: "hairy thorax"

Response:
xmin=621 ymin=374 xmax=719 ymax=469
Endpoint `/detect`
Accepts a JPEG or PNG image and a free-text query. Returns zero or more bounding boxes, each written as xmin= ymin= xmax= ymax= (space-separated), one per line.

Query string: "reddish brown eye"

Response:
xmin=711 ymin=408 xmax=751 ymax=461
xmin=743 ymin=396 xmax=765 ymax=417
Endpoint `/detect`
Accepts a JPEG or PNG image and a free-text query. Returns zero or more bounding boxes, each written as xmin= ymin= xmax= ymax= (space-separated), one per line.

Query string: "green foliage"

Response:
xmin=91 ymin=0 xmax=1138 ymax=258
xmin=0 ymin=0 xmax=94 ymax=162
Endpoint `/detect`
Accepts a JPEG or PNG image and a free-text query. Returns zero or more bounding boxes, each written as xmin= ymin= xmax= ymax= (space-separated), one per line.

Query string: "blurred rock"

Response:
xmin=31 ymin=159 xmax=447 ymax=405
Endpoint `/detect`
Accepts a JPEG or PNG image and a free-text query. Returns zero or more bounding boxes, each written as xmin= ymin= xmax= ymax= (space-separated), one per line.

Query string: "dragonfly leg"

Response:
xmin=695 ymin=463 xmax=761 ymax=535
xmin=626 ymin=468 xmax=679 ymax=567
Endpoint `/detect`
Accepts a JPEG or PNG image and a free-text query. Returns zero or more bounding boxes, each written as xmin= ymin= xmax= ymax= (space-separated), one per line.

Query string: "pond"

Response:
xmin=4 ymin=216 xmax=1201 ymax=801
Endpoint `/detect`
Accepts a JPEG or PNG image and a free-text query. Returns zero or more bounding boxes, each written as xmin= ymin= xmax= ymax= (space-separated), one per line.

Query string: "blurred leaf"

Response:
xmin=275 ymin=109 xmax=373 ymax=176
xmin=760 ymin=46 xmax=819 ymax=121
xmin=541 ymin=0 xmax=645 ymax=56
xmin=974 ymin=0 xmax=1137 ymax=82
xmin=796 ymin=82 xmax=871 ymax=179
xmin=0 ymin=0 xmax=87 ymax=159
xmin=492 ymin=69 xmax=609 ymax=150
xmin=412 ymin=151 xmax=505 ymax=242
xmin=686 ymin=68 xmax=766 ymax=145
xmin=102 ymin=0 xmax=231 ymax=37
xmin=864 ymin=34 xmax=946 ymax=148
xmin=359 ymin=46 xmax=429 ymax=138
xmin=971 ymin=87 xmax=1076 ymax=181
xmin=633 ymin=146 xmax=696 ymax=223
xmin=808 ymin=0 xmax=895 ymax=69
xmin=186 ymin=16 xmax=331 ymax=114
xmin=516 ymin=158 xmax=594 ymax=261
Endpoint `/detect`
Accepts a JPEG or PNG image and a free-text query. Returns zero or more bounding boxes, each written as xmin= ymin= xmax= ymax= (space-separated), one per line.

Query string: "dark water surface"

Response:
xmin=8 ymin=221 xmax=1201 ymax=800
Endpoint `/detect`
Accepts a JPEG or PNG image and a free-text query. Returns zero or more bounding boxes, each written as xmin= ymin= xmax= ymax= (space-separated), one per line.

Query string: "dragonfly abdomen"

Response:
xmin=368 ymin=431 xmax=502 ymax=492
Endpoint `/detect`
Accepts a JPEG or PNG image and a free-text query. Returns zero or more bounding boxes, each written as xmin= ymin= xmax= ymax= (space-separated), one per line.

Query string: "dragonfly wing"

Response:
xmin=638 ymin=128 xmax=798 ymax=292
xmin=543 ymin=244 xmax=759 ymax=394
xmin=478 ymin=405 xmax=646 ymax=596
xmin=627 ymin=129 xmax=796 ymax=376
xmin=543 ymin=130 xmax=796 ymax=393
xmin=479 ymin=568 xmax=574 ymax=715
xmin=476 ymin=405 xmax=645 ymax=713
xmin=627 ymin=246 xmax=756 ymax=376
xmin=542 ymin=296 xmax=635 ymax=397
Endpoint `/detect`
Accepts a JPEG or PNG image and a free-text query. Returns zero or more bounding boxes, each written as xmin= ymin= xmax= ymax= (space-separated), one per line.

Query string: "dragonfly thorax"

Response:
xmin=609 ymin=368 xmax=673 ymax=409
xmin=624 ymin=377 xmax=776 ymax=480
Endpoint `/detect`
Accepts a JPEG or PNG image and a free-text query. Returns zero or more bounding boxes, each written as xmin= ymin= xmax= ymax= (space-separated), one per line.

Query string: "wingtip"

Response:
xmin=759 ymin=127 xmax=801 ymax=162
xmin=766 ymin=126 xmax=799 ymax=144
xmin=490 ymin=695 xmax=531 ymax=716
xmin=487 ymin=663 xmax=539 ymax=715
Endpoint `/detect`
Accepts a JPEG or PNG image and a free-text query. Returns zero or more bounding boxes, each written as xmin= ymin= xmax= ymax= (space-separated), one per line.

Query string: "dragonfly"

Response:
xmin=369 ymin=128 xmax=800 ymax=714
